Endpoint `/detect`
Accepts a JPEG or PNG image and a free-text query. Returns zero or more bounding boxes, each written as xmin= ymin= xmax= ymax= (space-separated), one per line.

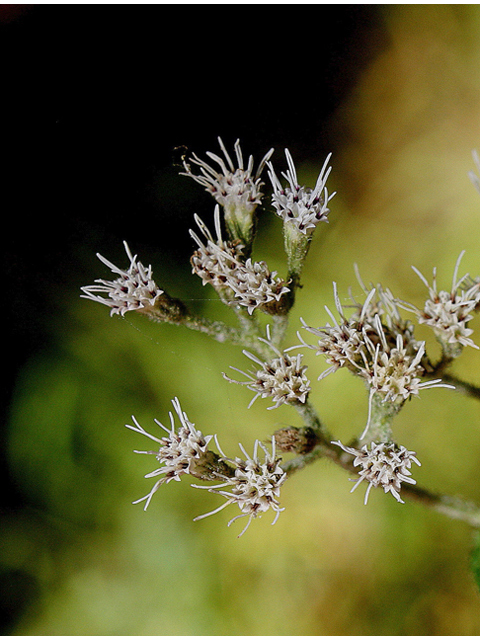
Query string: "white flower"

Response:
xmin=81 ymin=241 xmax=164 ymax=316
xmin=226 ymin=257 xmax=290 ymax=315
xmin=126 ymin=398 xmax=214 ymax=510
xmin=333 ymin=439 xmax=421 ymax=505
xmin=301 ymin=282 xmax=452 ymax=402
xmin=300 ymin=283 xmax=452 ymax=443
xmin=224 ymin=326 xmax=310 ymax=409
xmin=299 ymin=283 xmax=377 ymax=380
xmin=182 ymin=137 xmax=274 ymax=216
xmin=268 ymin=149 xmax=335 ymax=234
xmin=190 ymin=205 xmax=244 ymax=290
xmin=401 ymin=251 xmax=480 ymax=353
xmin=190 ymin=208 xmax=290 ymax=314
xmin=193 ymin=438 xmax=287 ymax=537
xmin=359 ymin=316 xmax=452 ymax=404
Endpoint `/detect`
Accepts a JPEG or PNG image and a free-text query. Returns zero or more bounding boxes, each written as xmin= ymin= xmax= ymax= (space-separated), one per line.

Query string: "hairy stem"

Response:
xmin=142 ymin=302 xmax=274 ymax=356
xmin=293 ymin=399 xmax=332 ymax=442
xmin=425 ymin=354 xmax=480 ymax=401
xmin=441 ymin=373 xmax=480 ymax=401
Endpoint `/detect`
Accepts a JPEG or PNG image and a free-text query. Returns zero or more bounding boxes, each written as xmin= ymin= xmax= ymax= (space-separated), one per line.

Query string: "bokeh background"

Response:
xmin=2 ymin=4 xmax=480 ymax=635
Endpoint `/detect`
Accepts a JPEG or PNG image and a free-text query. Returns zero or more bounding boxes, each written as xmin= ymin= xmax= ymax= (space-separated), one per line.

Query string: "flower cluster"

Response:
xmin=81 ymin=241 xmax=164 ymax=316
xmin=268 ymin=149 xmax=335 ymax=235
xmin=126 ymin=399 xmax=287 ymax=536
xmin=224 ymin=326 xmax=311 ymax=409
xmin=193 ymin=438 xmax=287 ymax=538
xmin=182 ymin=136 xmax=274 ymax=220
xmin=81 ymin=135 xmax=480 ymax=535
xmin=300 ymin=281 xmax=449 ymax=404
xmin=333 ymin=440 xmax=421 ymax=504
xmin=190 ymin=206 xmax=290 ymax=315
xmin=399 ymin=251 xmax=480 ymax=356
xmin=125 ymin=398 xmax=214 ymax=509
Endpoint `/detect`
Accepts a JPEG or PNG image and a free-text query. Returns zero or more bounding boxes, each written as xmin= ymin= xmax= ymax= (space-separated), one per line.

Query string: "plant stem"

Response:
xmin=425 ymin=354 xmax=480 ymax=401
xmin=440 ymin=373 xmax=480 ymax=401
xmin=280 ymin=434 xmax=480 ymax=528
xmin=293 ymin=399 xmax=332 ymax=442
xmin=269 ymin=313 xmax=290 ymax=349
xmin=361 ymin=390 xmax=402 ymax=444
xmin=401 ymin=484 xmax=480 ymax=528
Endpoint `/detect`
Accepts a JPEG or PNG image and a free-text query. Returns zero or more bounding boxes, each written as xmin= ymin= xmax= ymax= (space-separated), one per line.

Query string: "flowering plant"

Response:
xmin=81 ymin=138 xmax=480 ymax=582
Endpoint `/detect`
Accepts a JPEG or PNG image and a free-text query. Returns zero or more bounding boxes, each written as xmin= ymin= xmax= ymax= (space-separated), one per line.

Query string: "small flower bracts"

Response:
xmin=333 ymin=440 xmax=421 ymax=505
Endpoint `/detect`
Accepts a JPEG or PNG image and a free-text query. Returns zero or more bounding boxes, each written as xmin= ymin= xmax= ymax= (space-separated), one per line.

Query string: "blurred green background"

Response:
xmin=3 ymin=4 xmax=480 ymax=635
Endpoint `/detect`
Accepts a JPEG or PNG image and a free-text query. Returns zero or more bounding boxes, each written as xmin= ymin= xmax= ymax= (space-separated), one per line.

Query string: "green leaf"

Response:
xmin=471 ymin=530 xmax=480 ymax=592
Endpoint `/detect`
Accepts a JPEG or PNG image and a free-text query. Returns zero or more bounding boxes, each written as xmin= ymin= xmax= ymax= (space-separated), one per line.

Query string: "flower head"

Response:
xmin=190 ymin=205 xmax=244 ymax=291
xmin=400 ymin=251 xmax=480 ymax=356
xmin=182 ymin=137 xmax=273 ymax=215
xmin=301 ymin=281 xmax=451 ymax=403
xmin=182 ymin=137 xmax=274 ymax=248
xmin=359 ymin=317 xmax=451 ymax=403
xmin=299 ymin=283 xmax=377 ymax=380
xmin=224 ymin=326 xmax=311 ymax=409
xmin=268 ymin=149 xmax=335 ymax=235
xmin=81 ymin=241 xmax=164 ymax=316
xmin=126 ymin=398 xmax=214 ymax=510
xmin=333 ymin=439 xmax=421 ymax=504
xmin=193 ymin=438 xmax=287 ymax=537
xmin=226 ymin=257 xmax=290 ymax=315
xmin=190 ymin=208 xmax=290 ymax=314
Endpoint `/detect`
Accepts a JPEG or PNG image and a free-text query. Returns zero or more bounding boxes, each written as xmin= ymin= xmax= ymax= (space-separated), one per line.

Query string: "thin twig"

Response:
xmin=441 ymin=373 xmax=480 ymax=401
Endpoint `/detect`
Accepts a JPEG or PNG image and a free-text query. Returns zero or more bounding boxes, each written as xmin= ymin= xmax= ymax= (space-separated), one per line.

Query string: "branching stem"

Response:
xmin=280 ymin=416 xmax=480 ymax=529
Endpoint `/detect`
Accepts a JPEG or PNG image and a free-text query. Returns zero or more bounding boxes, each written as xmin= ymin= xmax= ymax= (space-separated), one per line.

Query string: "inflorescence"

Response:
xmin=81 ymin=137 xmax=480 ymax=535
xmin=224 ymin=325 xmax=311 ymax=409
xmin=333 ymin=440 xmax=421 ymax=505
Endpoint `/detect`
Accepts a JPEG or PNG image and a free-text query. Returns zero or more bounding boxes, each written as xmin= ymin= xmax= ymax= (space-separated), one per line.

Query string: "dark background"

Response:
xmin=1 ymin=5 xmax=387 ymax=631
xmin=2 ymin=5 xmax=386 ymax=453
xmin=2 ymin=3 xmax=386 ymax=371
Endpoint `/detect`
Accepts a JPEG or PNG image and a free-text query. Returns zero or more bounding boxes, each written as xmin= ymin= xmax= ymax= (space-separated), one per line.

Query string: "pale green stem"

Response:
xmin=269 ymin=314 xmax=290 ymax=350
xmin=293 ymin=399 xmax=332 ymax=442
xmin=425 ymin=353 xmax=480 ymax=401
xmin=283 ymin=222 xmax=312 ymax=287
xmin=142 ymin=306 xmax=270 ymax=354
xmin=360 ymin=390 xmax=403 ymax=444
